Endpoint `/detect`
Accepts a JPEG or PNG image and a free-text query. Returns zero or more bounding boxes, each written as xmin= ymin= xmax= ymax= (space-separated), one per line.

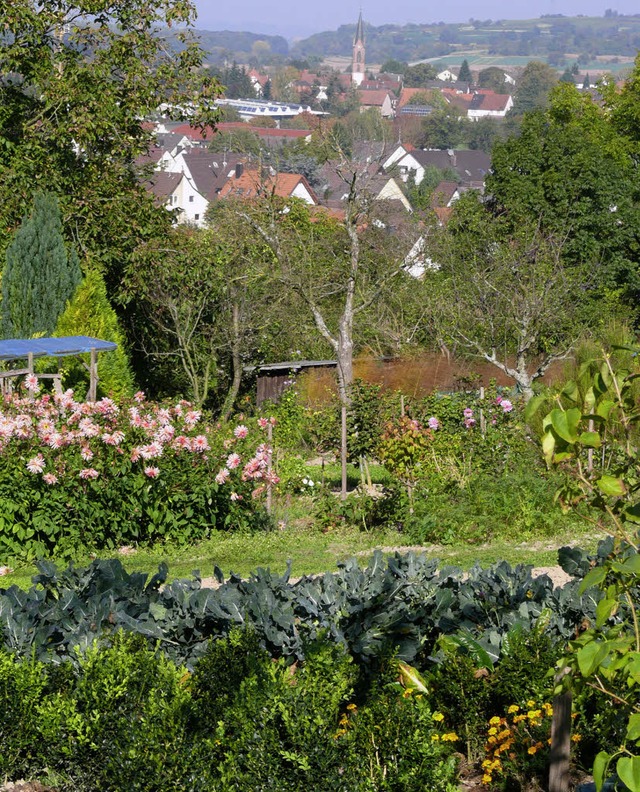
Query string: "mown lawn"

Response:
xmin=1 ymin=518 xmax=599 ymax=590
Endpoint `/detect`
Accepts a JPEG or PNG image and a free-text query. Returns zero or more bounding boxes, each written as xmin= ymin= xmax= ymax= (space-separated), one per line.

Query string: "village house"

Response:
xmin=217 ymin=167 xmax=319 ymax=205
xmin=467 ymin=91 xmax=514 ymax=120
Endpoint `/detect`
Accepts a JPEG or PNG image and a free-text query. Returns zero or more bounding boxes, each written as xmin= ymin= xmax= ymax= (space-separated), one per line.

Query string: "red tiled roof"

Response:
xmin=357 ymin=89 xmax=392 ymax=107
xmin=218 ymin=169 xmax=317 ymax=203
xmin=397 ymin=88 xmax=432 ymax=109
xmin=469 ymin=92 xmax=512 ymax=112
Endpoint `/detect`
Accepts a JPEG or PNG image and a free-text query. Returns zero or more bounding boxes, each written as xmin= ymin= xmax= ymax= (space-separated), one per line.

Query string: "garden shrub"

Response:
xmin=0 ymin=384 xmax=276 ymax=559
xmin=0 ymin=632 xmax=461 ymax=791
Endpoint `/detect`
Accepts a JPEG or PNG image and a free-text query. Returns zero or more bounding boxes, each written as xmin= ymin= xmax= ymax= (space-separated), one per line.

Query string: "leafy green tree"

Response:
xmin=425 ymin=194 xmax=590 ymax=401
xmin=209 ymin=128 xmax=263 ymax=157
xmin=458 ymin=59 xmax=473 ymax=83
xmin=403 ymin=63 xmax=437 ymax=87
xmin=380 ymin=59 xmax=408 ymax=75
xmin=0 ymin=0 xmax=220 ymax=280
xmin=512 ymin=61 xmax=558 ymax=115
xmin=125 ymin=228 xmax=222 ymax=407
xmin=467 ymin=117 xmax=505 ymax=153
xmin=1 ymin=192 xmax=81 ymax=339
xmin=477 ymin=67 xmax=508 ymax=93
xmin=487 ymin=83 xmax=640 ymax=305
xmin=54 ymin=268 xmax=135 ymax=399
xmin=419 ymin=110 xmax=467 ymax=149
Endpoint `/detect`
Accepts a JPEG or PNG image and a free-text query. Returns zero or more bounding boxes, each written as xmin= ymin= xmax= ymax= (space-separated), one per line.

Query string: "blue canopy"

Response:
xmin=0 ymin=336 xmax=117 ymax=362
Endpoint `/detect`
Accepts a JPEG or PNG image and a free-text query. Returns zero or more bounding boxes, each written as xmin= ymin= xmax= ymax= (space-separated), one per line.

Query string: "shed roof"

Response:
xmin=0 ymin=336 xmax=117 ymax=362
xmin=247 ymin=360 xmax=337 ymax=373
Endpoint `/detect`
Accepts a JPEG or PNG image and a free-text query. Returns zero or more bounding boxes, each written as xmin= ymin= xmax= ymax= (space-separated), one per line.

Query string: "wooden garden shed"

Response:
xmin=251 ymin=360 xmax=337 ymax=406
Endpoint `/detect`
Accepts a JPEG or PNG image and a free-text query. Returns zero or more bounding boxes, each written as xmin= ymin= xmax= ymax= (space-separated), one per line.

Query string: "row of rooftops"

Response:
xmin=139 ymin=119 xmax=490 ymax=228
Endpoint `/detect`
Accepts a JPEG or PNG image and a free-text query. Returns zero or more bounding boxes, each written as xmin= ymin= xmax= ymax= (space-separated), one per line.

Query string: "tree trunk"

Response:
xmin=221 ymin=302 xmax=242 ymax=421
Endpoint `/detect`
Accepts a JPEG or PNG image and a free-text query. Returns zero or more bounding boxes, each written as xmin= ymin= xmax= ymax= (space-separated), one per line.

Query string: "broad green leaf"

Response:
xmin=624 ymin=504 xmax=640 ymax=524
xmin=561 ymin=380 xmax=580 ymax=402
xmin=610 ymin=555 xmax=640 ymax=575
xmin=597 ymin=475 xmax=627 ymax=497
xmin=524 ymin=393 xmax=548 ymax=421
xmin=593 ymin=751 xmax=610 ymax=792
xmin=617 ymin=755 xmax=640 ymax=792
xmin=579 ymin=566 xmax=607 ymax=593
xmin=584 ymin=386 xmax=596 ymax=413
xmin=398 ymin=661 xmax=428 ymax=693
xmin=578 ymin=431 xmax=601 ymax=448
xmin=596 ymin=399 xmax=616 ymax=420
xmin=627 ymin=714 xmax=640 ymax=742
xmin=553 ymin=452 xmax=574 ymax=463
xmin=550 ymin=407 xmax=581 ymax=443
xmin=542 ymin=430 xmax=556 ymax=465
xmin=595 ymin=598 xmax=617 ymax=628
xmin=577 ymin=641 xmax=610 ymax=677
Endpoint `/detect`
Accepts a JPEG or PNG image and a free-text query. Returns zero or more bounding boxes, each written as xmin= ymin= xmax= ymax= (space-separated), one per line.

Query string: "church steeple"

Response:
xmin=352 ymin=10 xmax=365 ymax=86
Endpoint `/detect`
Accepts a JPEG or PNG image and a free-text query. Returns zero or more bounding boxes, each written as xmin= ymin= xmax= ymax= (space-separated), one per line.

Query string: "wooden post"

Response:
xmin=266 ymin=423 xmax=273 ymax=515
xmin=341 ymin=404 xmax=347 ymax=500
xmin=88 ymin=348 xmax=97 ymax=401
xmin=548 ymin=689 xmax=572 ymax=792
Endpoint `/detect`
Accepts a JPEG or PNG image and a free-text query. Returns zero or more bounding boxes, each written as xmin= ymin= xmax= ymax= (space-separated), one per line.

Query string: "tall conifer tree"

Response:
xmin=458 ymin=59 xmax=473 ymax=84
xmin=1 ymin=192 xmax=81 ymax=339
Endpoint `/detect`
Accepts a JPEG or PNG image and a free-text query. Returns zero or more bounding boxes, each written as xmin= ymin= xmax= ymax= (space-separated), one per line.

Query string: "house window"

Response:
xmin=189 ymin=195 xmax=194 ymax=202
xmin=194 ymin=214 xmax=200 ymax=221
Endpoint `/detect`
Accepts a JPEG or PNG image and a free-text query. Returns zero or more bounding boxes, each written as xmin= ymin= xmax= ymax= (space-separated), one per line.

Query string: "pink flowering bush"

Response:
xmin=0 ymin=380 xmax=276 ymax=560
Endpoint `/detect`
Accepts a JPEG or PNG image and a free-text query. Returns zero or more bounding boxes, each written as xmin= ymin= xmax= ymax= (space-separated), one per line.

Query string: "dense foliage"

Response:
xmin=0 ymin=549 xmax=600 ymax=670
xmin=0 ymin=630 xmax=460 ymax=791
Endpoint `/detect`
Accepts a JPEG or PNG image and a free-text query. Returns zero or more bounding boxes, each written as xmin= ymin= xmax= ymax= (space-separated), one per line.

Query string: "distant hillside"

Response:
xmin=179 ymin=15 xmax=640 ymax=72
xmin=290 ymin=15 xmax=640 ymax=66
xmin=164 ymin=28 xmax=289 ymax=63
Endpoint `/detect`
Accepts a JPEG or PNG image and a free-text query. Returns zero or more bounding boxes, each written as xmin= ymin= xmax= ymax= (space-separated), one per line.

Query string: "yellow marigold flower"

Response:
xmin=488 ymin=727 xmax=498 ymax=736
xmin=482 ymin=774 xmax=492 ymax=784
xmin=431 ymin=734 xmax=440 ymax=741
xmin=571 ymin=734 xmax=582 ymax=742
xmin=507 ymin=704 xmax=520 ymax=714
xmin=543 ymin=703 xmax=553 ymax=715
xmin=482 ymin=760 xmax=493 ymax=769
xmin=528 ymin=745 xmax=539 ymax=755
xmin=347 ymin=703 xmax=357 ymax=711
xmin=527 ymin=700 xmax=536 ymax=708
xmin=513 ymin=714 xmax=526 ymax=723
xmin=442 ymin=732 xmax=459 ymax=742
xmin=527 ymin=710 xmax=542 ymax=720
xmin=487 ymin=736 xmax=497 ymax=745
xmin=402 ymin=688 xmax=412 ymax=698
xmin=432 ymin=712 xmax=445 ymax=722
xmin=498 ymin=729 xmax=512 ymax=740
xmin=491 ymin=759 xmax=502 ymax=770
xmin=489 ymin=716 xmax=502 ymax=726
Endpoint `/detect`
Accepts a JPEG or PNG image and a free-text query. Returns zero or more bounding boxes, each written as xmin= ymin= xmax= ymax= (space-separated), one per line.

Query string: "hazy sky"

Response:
xmin=193 ymin=0 xmax=639 ymax=38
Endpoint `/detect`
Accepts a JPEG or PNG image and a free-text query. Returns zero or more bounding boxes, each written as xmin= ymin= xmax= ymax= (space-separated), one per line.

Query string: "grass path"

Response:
xmin=0 ymin=522 xmax=599 ymax=590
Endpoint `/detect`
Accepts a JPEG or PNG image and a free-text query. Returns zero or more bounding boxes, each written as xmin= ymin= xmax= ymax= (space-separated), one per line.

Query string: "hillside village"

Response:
xmin=143 ymin=11 xmax=610 ymax=228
